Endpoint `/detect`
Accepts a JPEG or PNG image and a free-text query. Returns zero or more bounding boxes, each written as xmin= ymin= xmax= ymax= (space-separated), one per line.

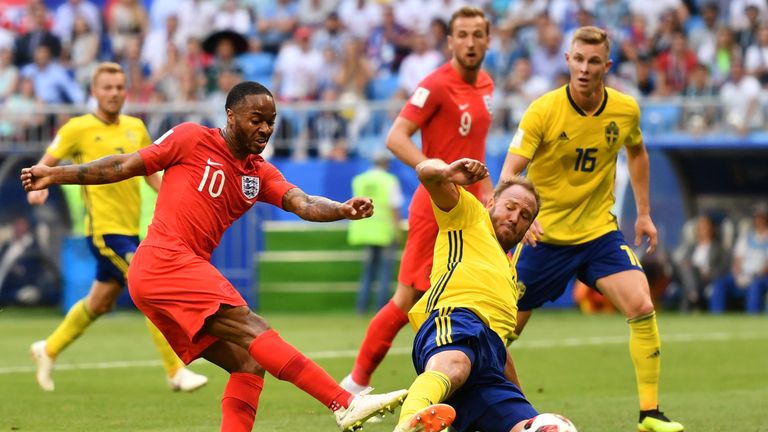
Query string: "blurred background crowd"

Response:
xmin=2 ymin=0 xmax=768 ymax=157
xmin=0 ymin=0 xmax=766 ymax=315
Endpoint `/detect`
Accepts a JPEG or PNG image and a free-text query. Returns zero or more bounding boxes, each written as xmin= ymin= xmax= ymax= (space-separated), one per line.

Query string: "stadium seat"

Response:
xmin=641 ymin=104 xmax=682 ymax=134
xmin=368 ymin=75 xmax=400 ymax=101
xmin=238 ymin=53 xmax=276 ymax=82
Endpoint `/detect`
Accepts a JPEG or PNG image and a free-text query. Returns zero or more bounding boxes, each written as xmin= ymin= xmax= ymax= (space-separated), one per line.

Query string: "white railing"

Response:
xmin=0 ymin=96 xmax=751 ymax=157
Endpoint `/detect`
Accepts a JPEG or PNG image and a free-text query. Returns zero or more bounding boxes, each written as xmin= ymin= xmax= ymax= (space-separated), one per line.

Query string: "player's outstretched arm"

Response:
xmin=625 ymin=142 xmax=657 ymax=254
xmin=282 ymin=188 xmax=373 ymax=222
xmin=26 ymin=153 xmax=60 ymax=205
xmin=21 ymin=152 xmax=148 ymax=192
xmin=416 ymin=158 xmax=488 ymax=212
xmin=386 ymin=116 xmax=426 ymax=168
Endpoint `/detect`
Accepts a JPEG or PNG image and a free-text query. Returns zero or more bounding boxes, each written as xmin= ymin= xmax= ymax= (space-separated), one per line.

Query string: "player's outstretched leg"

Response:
xmin=246 ymin=327 xmax=406 ymax=431
xmin=144 ymin=318 xmax=208 ymax=392
xmin=30 ymin=298 xmax=98 ymax=391
xmin=335 ymin=388 xmax=409 ymax=431
xmin=393 ymin=404 xmax=456 ymax=432
xmin=342 ymin=298 xmax=410 ymax=393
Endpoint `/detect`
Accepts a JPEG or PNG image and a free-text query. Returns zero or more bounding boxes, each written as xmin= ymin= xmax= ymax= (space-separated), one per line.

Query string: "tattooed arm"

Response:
xmin=282 ymin=188 xmax=373 ymax=222
xmin=21 ymin=152 xmax=148 ymax=191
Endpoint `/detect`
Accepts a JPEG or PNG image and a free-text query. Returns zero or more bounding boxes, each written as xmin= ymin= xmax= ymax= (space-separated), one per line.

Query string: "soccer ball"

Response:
xmin=522 ymin=413 xmax=578 ymax=432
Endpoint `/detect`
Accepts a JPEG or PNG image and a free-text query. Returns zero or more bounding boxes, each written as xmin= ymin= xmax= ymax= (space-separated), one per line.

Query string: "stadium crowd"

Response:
xmin=1 ymin=0 xmax=768 ymax=158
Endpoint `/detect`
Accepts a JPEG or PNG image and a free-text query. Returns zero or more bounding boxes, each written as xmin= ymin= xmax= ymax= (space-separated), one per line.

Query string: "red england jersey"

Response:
xmin=138 ymin=123 xmax=295 ymax=260
xmin=399 ymin=62 xmax=494 ymax=216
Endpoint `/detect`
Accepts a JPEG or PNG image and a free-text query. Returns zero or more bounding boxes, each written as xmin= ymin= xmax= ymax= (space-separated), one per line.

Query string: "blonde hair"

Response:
xmin=571 ymin=26 xmax=610 ymax=54
xmin=91 ymin=62 xmax=125 ymax=84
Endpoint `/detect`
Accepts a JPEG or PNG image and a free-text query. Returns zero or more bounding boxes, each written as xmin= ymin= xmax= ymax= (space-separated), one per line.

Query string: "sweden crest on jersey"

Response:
xmin=242 ymin=176 xmax=259 ymax=199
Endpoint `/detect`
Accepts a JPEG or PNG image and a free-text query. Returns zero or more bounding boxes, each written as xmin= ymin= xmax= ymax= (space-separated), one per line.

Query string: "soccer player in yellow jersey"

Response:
xmin=499 ymin=27 xmax=684 ymax=432
xmin=394 ymin=157 xmax=551 ymax=432
xmin=27 ymin=63 xmax=208 ymax=392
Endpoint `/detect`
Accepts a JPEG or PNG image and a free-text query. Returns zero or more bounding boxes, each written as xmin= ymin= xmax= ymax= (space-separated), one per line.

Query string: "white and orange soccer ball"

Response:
xmin=522 ymin=413 xmax=578 ymax=432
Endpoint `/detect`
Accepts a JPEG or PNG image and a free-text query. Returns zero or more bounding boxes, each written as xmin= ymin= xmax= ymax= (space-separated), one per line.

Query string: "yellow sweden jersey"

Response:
xmin=47 ymin=114 xmax=151 ymax=236
xmin=508 ymin=85 xmax=642 ymax=245
xmin=409 ymin=187 xmax=520 ymax=344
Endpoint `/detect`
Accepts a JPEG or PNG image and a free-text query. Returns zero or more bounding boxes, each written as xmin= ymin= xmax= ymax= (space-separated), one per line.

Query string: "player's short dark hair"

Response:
xmin=448 ymin=6 xmax=489 ymax=36
xmin=225 ymin=81 xmax=273 ymax=110
xmin=494 ymin=176 xmax=541 ymax=218
xmin=571 ymin=26 xmax=610 ymax=54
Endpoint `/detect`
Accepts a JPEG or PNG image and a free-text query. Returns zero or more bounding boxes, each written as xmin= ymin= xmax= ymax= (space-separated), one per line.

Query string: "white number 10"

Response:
xmin=198 ymin=165 xmax=225 ymax=197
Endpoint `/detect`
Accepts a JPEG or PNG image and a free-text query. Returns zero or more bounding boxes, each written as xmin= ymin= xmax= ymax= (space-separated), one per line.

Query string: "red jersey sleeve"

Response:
xmin=138 ymin=123 xmax=198 ymax=175
xmin=258 ymin=161 xmax=296 ymax=209
xmin=399 ymin=73 xmax=444 ymax=127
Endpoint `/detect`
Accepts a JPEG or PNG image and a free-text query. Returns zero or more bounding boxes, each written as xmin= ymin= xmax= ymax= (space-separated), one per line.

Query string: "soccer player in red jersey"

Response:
xmin=21 ymin=81 xmax=406 ymax=432
xmin=340 ymin=6 xmax=495 ymax=394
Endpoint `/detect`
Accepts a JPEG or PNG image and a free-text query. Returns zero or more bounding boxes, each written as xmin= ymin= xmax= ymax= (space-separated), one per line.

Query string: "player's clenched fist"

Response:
xmin=20 ymin=165 xmax=53 ymax=193
xmin=342 ymin=197 xmax=374 ymax=220
xmin=443 ymin=158 xmax=489 ymax=186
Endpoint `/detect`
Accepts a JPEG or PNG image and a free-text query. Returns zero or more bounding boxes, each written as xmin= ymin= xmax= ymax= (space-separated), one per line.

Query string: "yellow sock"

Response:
xmin=45 ymin=298 xmax=98 ymax=358
xmin=145 ymin=318 xmax=184 ymax=377
xmin=398 ymin=370 xmax=452 ymax=424
xmin=628 ymin=311 xmax=660 ymax=410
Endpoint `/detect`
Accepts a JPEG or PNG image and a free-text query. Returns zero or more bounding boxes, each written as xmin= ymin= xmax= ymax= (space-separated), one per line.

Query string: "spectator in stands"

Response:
xmin=688 ymin=2 xmax=721 ymax=57
xmin=338 ymin=0 xmax=382 ymax=40
xmin=737 ymin=5 xmax=762 ymax=51
xmin=119 ymin=37 xmax=153 ymax=103
xmin=311 ymin=12 xmax=349 ymax=56
xmin=298 ymin=0 xmax=338 ymax=28
xmin=649 ymin=9 xmax=684 ymax=56
xmin=628 ymin=0 xmax=688 ymax=37
xmin=213 ymin=0 xmax=253 ymax=35
xmin=529 ymin=22 xmax=569 ymax=88
xmin=682 ymin=63 xmax=717 ymax=133
xmin=728 ymin=0 xmax=768 ymax=32
xmin=272 ymin=26 xmax=323 ymax=101
xmin=501 ymin=0 xmax=547 ymax=49
xmin=205 ymin=66 xmax=242 ymax=128
xmin=142 ymin=14 xmax=184 ymax=74
xmin=484 ymin=26 xmax=526 ymax=84
xmin=397 ymin=32 xmax=442 ymax=95
xmin=593 ymin=0 xmax=631 ymax=40
xmin=148 ymin=0 xmax=178 ymax=32
xmin=625 ymin=12 xmax=652 ymax=59
xmin=68 ymin=16 xmax=100 ymax=92
xmin=744 ymin=24 xmax=768 ymax=87
xmin=669 ymin=215 xmax=730 ymax=312
xmin=348 ymin=151 xmax=403 ymax=314
xmin=366 ymin=5 xmax=411 ymax=76
xmin=720 ymin=59 xmax=763 ymax=135
xmin=149 ymin=40 xmax=187 ymax=102
xmin=504 ymin=57 xmax=550 ymax=124
xmin=710 ymin=204 xmax=768 ymax=314
xmin=20 ymin=44 xmax=84 ymax=104
xmin=698 ymin=26 xmax=739 ymax=87
xmin=655 ymin=31 xmax=697 ymax=95
xmin=176 ymin=0 xmax=217 ymax=43
xmin=203 ymin=30 xmax=247 ymax=93
xmin=427 ymin=18 xmax=449 ymax=60
xmin=257 ymin=0 xmax=300 ymax=54
xmin=0 ymin=47 xmax=18 ymax=102
xmin=51 ymin=0 xmax=101 ymax=48
xmin=0 ymin=77 xmax=45 ymax=142
xmin=108 ymin=0 xmax=149 ymax=58
xmin=13 ymin=2 xmax=60 ymax=67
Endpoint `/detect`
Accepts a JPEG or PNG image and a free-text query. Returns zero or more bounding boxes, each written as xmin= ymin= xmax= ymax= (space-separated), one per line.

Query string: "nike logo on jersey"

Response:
xmin=207 ymin=158 xmax=224 ymax=166
xmin=458 ymin=104 xmax=469 ymax=111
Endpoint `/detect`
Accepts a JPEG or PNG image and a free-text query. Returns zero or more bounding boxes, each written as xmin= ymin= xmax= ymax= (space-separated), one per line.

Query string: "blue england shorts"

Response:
xmin=86 ymin=234 xmax=139 ymax=285
xmin=516 ymin=230 xmax=644 ymax=311
xmin=412 ymin=308 xmax=537 ymax=432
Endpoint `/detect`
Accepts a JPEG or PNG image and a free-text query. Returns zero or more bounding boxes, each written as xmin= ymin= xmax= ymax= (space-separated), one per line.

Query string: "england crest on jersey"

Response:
xmin=242 ymin=176 xmax=260 ymax=199
xmin=483 ymin=94 xmax=492 ymax=114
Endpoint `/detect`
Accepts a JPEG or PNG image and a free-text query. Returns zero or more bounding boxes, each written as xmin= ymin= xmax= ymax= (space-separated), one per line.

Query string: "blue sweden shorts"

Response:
xmin=516 ymin=230 xmax=644 ymax=311
xmin=412 ymin=308 xmax=537 ymax=432
xmin=86 ymin=234 xmax=139 ymax=285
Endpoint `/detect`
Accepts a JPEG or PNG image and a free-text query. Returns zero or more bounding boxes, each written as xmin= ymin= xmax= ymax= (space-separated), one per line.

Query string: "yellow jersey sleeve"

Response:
xmin=624 ymin=97 xmax=643 ymax=148
xmin=507 ymin=98 xmax=546 ymax=160
xmin=46 ymin=120 xmax=81 ymax=161
xmin=431 ymin=186 xmax=485 ymax=231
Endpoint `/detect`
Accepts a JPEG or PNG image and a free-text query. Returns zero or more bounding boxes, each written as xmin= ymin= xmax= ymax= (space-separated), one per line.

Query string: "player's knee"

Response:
xmin=244 ymin=312 xmax=271 ymax=337
xmin=627 ymin=298 xmax=655 ymax=318
xmin=232 ymin=355 xmax=266 ymax=376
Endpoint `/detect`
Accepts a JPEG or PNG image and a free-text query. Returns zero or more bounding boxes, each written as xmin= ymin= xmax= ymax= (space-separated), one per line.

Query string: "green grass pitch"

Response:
xmin=1 ymin=308 xmax=766 ymax=431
